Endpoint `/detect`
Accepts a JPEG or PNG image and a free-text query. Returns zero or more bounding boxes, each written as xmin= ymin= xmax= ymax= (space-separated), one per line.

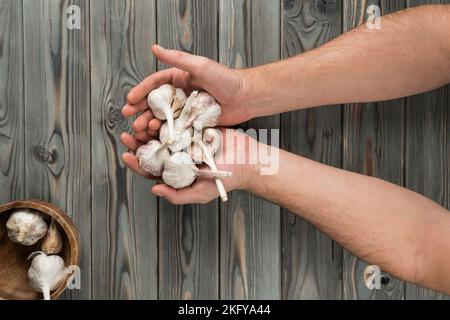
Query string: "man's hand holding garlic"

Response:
xmin=121 ymin=5 xmax=450 ymax=296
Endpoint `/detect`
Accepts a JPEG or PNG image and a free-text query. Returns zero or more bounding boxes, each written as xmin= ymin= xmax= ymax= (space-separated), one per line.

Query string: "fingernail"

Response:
xmin=154 ymin=44 xmax=164 ymax=51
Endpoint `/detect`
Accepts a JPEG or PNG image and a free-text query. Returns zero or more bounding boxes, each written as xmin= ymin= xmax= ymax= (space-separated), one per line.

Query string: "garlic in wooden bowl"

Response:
xmin=0 ymin=200 xmax=80 ymax=300
xmin=28 ymin=251 xmax=68 ymax=300
xmin=6 ymin=209 xmax=48 ymax=246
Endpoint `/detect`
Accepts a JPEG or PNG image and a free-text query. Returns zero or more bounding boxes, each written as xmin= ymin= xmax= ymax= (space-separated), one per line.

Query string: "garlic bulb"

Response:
xmin=41 ymin=219 xmax=63 ymax=254
xmin=190 ymin=128 xmax=221 ymax=163
xmin=162 ymin=152 xmax=231 ymax=189
xmin=183 ymin=91 xmax=222 ymax=130
xmin=136 ymin=140 xmax=170 ymax=176
xmin=28 ymin=251 xmax=68 ymax=300
xmin=159 ymin=119 xmax=193 ymax=153
xmin=6 ymin=210 xmax=48 ymax=245
xmin=147 ymin=84 xmax=186 ymax=144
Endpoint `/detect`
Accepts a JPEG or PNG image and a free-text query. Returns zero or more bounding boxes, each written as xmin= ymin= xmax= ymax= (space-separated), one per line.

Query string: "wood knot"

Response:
xmin=32 ymin=145 xmax=56 ymax=164
xmin=381 ymin=275 xmax=391 ymax=285
xmin=283 ymin=0 xmax=295 ymax=11
xmin=108 ymin=105 xmax=129 ymax=131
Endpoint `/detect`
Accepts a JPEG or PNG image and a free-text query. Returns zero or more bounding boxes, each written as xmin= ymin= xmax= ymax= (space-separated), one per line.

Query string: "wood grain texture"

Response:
xmin=0 ymin=0 xmax=24 ymax=204
xmin=281 ymin=0 xmax=343 ymax=299
xmin=404 ymin=0 xmax=450 ymax=300
xmin=342 ymin=0 xmax=405 ymax=300
xmin=156 ymin=0 xmax=220 ymax=300
xmin=90 ymin=0 xmax=158 ymax=299
xmin=23 ymin=0 xmax=91 ymax=299
xmin=218 ymin=0 xmax=281 ymax=299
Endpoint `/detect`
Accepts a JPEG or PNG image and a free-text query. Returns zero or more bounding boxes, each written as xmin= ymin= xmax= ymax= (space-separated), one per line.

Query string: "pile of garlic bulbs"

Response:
xmin=1 ymin=209 xmax=67 ymax=300
xmin=136 ymin=84 xmax=231 ymax=202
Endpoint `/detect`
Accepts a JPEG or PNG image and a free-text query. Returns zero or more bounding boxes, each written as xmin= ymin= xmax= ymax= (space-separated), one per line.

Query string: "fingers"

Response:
xmin=151 ymin=184 xmax=200 ymax=205
xmin=127 ymin=68 xmax=175 ymax=105
xmin=151 ymin=182 xmax=217 ymax=205
xmin=134 ymin=130 xmax=151 ymax=142
xmin=148 ymin=118 xmax=162 ymax=131
xmin=133 ymin=110 xmax=154 ymax=132
xmin=151 ymin=44 xmax=211 ymax=75
xmin=120 ymin=133 xmax=142 ymax=152
xmin=122 ymin=152 xmax=155 ymax=179
xmin=121 ymin=99 xmax=148 ymax=118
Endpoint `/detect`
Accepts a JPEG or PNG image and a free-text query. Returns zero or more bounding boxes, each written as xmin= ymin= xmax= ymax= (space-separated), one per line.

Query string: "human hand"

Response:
xmin=122 ymin=44 xmax=252 ymax=142
xmin=120 ymin=128 xmax=258 ymax=204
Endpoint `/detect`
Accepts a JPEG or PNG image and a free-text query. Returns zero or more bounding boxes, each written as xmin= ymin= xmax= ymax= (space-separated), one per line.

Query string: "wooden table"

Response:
xmin=0 ymin=0 xmax=448 ymax=299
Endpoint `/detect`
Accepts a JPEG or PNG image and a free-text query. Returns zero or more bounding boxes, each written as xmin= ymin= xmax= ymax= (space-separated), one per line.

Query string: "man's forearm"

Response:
xmin=240 ymin=5 xmax=450 ymax=118
xmin=245 ymin=149 xmax=450 ymax=294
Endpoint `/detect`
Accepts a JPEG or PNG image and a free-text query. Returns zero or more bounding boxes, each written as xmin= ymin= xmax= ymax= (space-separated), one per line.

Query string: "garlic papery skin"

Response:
xmin=41 ymin=219 xmax=63 ymax=254
xmin=6 ymin=210 xmax=48 ymax=245
xmin=193 ymin=137 xmax=228 ymax=202
xmin=28 ymin=251 xmax=68 ymax=300
xmin=162 ymin=152 xmax=232 ymax=189
xmin=159 ymin=118 xmax=193 ymax=153
xmin=183 ymin=91 xmax=222 ymax=130
xmin=190 ymin=128 xmax=221 ymax=163
xmin=147 ymin=84 xmax=186 ymax=144
xmin=136 ymin=140 xmax=170 ymax=176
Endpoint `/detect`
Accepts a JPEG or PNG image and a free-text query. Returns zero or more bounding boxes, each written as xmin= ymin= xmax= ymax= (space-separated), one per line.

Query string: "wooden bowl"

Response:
xmin=0 ymin=200 xmax=81 ymax=300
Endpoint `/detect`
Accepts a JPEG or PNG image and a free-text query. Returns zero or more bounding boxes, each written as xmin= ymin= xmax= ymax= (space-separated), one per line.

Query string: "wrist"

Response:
xmin=236 ymin=68 xmax=259 ymax=120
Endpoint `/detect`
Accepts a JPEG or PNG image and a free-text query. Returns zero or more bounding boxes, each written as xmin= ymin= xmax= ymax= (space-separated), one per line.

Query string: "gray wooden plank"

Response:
xmin=342 ymin=0 xmax=406 ymax=300
xmin=156 ymin=0 xmax=220 ymax=300
xmin=218 ymin=0 xmax=281 ymax=300
xmin=281 ymin=0 xmax=343 ymax=299
xmin=23 ymin=0 xmax=91 ymax=299
xmin=404 ymin=0 xmax=450 ymax=300
xmin=90 ymin=0 xmax=158 ymax=299
xmin=0 ymin=0 xmax=24 ymax=204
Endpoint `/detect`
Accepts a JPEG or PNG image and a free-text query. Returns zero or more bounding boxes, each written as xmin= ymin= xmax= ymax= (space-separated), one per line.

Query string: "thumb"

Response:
xmin=151 ymin=44 xmax=211 ymax=74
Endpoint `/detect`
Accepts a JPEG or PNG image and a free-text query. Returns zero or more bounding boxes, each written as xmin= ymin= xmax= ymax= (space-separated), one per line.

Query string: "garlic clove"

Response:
xmin=6 ymin=209 xmax=48 ymax=246
xmin=136 ymin=140 xmax=170 ymax=176
xmin=41 ymin=219 xmax=63 ymax=254
xmin=203 ymin=128 xmax=221 ymax=156
xmin=172 ymin=88 xmax=187 ymax=117
xmin=28 ymin=251 xmax=68 ymax=300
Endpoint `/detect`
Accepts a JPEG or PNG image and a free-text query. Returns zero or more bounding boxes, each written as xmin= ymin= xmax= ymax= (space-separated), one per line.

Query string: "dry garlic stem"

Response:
xmin=190 ymin=128 xmax=221 ymax=163
xmin=41 ymin=219 xmax=63 ymax=254
xmin=162 ymin=152 xmax=231 ymax=189
xmin=148 ymin=84 xmax=186 ymax=144
xmin=136 ymin=140 xmax=170 ymax=176
xmin=28 ymin=251 xmax=68 ymax=300
xmin=6 ymin=209 xmax=48 ymax=245
xmin=159 ymin=118 xmax=193 ymax=152
xmin=183 ymin=91 xmax=222 ymax=130
xmin=193 ymin=136 xmax=228 ymax=202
